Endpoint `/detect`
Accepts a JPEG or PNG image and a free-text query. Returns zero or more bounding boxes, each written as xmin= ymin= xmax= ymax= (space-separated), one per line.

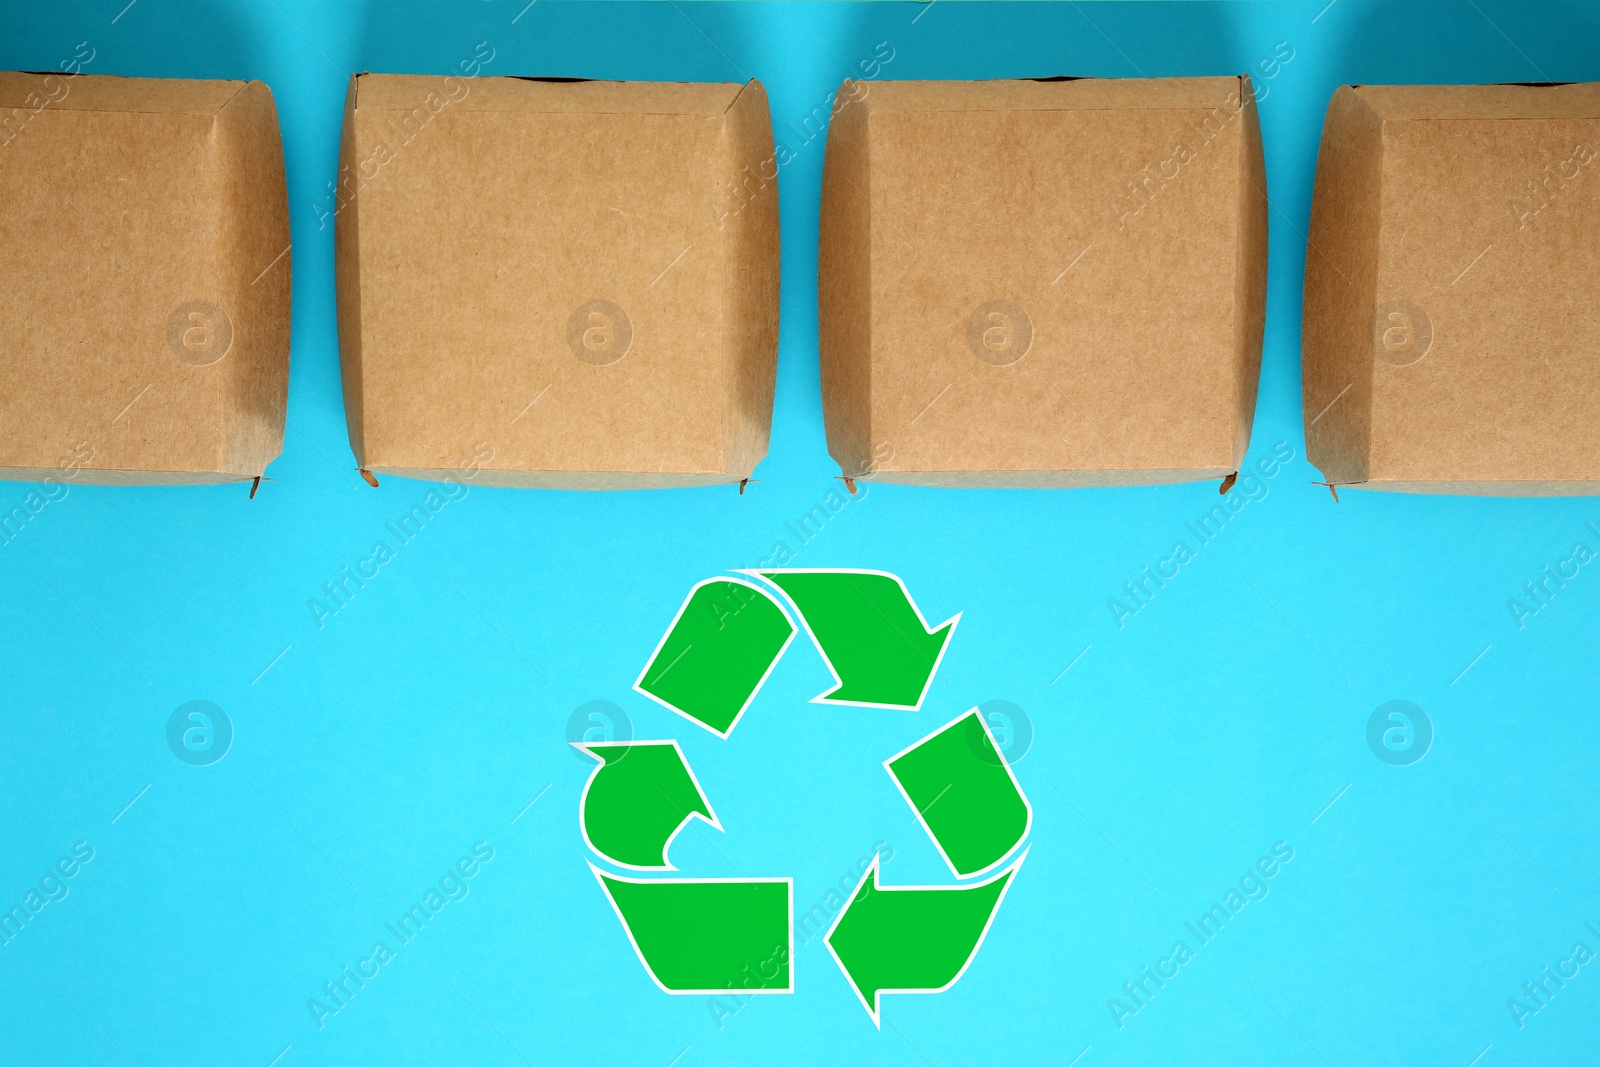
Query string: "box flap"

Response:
xmin=1302 ymin=86 xmax=1384 ymax=486
xmin=0 ymin=71 xmax=246 ymax=114
xmin=351 ymin=73 xmax=745 ymax=115
xmin=214 ymin=80 xmax=291 ymax=477
xmin=853 ymin=76 xmax=1246 ymax=113
xmin=1353 ymin=81 xmax=1600 ymax=121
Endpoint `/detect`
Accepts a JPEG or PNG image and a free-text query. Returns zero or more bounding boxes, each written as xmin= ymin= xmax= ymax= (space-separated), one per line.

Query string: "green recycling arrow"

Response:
xmin=753 ymin=569 xmax=958 ymax=709
xmin=575 ymin=741 xmax=719 ymax=870
xmin=595 ymin=573 xmax=1030 ymax=1022
xmin=825 ymin=850 xmax=1026 ymax=1025
xmin=886 ymin=709 xmax=1033 ymax=879
xmin=592 ymin=866 xmax=792 ymax=995
xmin=635 ymin=577 xmax=796 ymax=737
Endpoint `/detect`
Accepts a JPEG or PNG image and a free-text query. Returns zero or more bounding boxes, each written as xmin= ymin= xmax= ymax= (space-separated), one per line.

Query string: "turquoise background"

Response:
xmin=3 ymin=1 xmax=1599 ymax=1063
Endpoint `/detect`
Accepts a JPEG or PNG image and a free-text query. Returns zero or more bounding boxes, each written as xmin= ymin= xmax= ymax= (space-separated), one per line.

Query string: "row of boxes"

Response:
xmin=2 ymin=71 xmax=1595 ymax=494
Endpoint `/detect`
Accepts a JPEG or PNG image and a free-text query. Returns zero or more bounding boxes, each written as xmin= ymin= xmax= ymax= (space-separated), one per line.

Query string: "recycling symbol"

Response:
xmin=575 ymin=569 xmax=1032 ymax=1025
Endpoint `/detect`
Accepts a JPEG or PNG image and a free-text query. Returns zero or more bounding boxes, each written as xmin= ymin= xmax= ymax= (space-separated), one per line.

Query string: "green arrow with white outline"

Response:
xmin=592 ymin=866 xmax=793 ymax=995
xmin=886 ymin=709 xmax=1033 ymax=879
xmin=825 ymin=850 xmax=1026 ymax=1025
xmin=752 ymin=569 xmax=958 ymax=709
xmin=635 ymin=577 xmax=796 ymax=737
xmin=575 ymin=741 xmax=720 ymax=870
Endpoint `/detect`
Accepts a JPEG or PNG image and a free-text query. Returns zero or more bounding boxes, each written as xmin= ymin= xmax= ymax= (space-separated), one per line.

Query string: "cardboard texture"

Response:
xmin=1303 ymin=82 xmax=1600 ymax=495
xmin=335 ymin=74 xmax=780 ymax=489
xmin=0 ymin=72 xmax=291 ymax=485
xmin=817 ymin=76 xmax=1268 ymax=488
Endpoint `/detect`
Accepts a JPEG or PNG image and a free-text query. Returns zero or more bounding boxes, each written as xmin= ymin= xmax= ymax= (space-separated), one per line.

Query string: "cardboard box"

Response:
xmin=1303 ymin=82 xmax=1600 ymax=495
xmin=335 ymin=75 xmax=780 ymax=489
xmin=0 ymin=72 xmax=290 ymax=485
xmin=818 ymin=76 xmax=1267 ymax=488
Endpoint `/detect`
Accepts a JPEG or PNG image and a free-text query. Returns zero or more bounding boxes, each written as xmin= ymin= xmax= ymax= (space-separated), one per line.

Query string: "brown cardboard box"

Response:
xmin=1303 ymin=82 xmax=1600 ymax=495
xmin=0 ymin=72 xmax=291 ymax=485
xmin=335 ymin=75 xmax=780 ymax=489
xmin=818 ymin=76 xmax=1267 ymax=488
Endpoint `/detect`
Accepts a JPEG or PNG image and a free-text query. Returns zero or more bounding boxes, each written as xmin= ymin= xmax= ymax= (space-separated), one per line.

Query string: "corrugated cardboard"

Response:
xmin=817 ymin=76 xmax=1267 ymax=488
xmin=0 ymin=72 xmax=291 ymax=485
xmin=1303 ymin=82 xmax=1600 ymax=495
xmin=335 ymin=74 xmax=780 ymax=489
